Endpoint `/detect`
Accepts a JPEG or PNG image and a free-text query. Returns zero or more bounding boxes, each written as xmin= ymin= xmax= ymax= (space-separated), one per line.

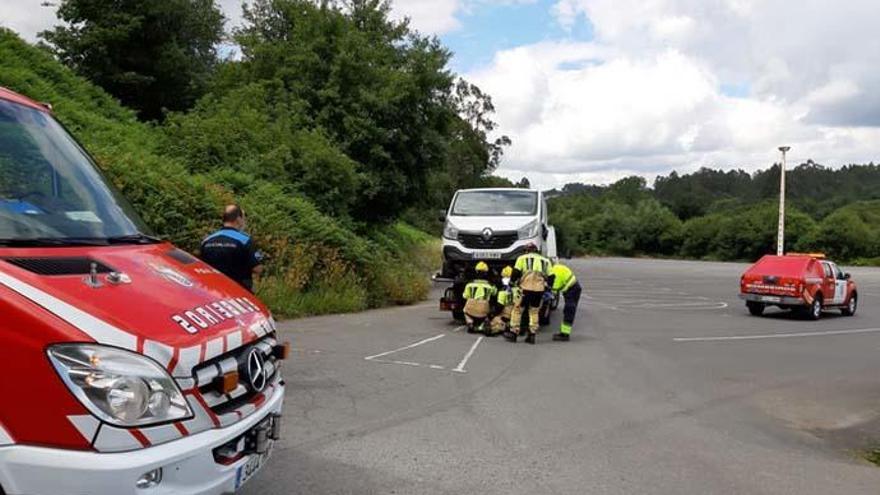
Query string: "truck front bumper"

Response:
xmin=739 ymin=293 xmax=805 ymax=306
xmin=0 ymin=382 xmax=284 ymax=495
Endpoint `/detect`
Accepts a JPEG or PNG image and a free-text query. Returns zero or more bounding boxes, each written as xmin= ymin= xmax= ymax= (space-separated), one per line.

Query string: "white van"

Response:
xmin=439 ymin=188 xmax=557 ymax=279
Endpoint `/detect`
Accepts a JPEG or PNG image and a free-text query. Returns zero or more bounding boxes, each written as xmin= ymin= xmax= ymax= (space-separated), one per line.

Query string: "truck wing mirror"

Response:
xmin=844 ymin=272 xmax=852 ymax=280
xmin=438 ymin=211 xmax=447 ymax=222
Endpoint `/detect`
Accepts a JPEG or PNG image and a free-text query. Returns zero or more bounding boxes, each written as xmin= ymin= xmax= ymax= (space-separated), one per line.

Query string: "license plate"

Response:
xmin=472 ymin=251 xmax=502 ymax=260
xmin=235 ymin=451 xmax=270 ymax=490
xmin=760 ymin=295 xmax=781 ymax=303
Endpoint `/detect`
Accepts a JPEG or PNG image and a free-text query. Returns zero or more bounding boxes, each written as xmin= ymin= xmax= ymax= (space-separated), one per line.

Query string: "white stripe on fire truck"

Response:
xmin=226 ymin=330 xmax=243 ymax=351
xmin=67 ymin=415 xmax=100 ymax=444
xmin=143 ymin=339 xmax=175 ymax=369
xmin=0 ymin=421 xmax=14 ymax=445
xmin=138 ymin=423 xmax=182 ymax=445
xmin=205 ymin=336 xmax=224 ymax=361
xmin=0 ymin=271 xmax=137 ymax=350
xmin=92 ymin=424 xmax=144 ymax=452
xmin=173 ymin=345 xmax=201 ymax=377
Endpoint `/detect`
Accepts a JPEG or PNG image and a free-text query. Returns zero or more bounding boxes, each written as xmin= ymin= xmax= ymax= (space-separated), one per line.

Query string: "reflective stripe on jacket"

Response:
xmin=463 ymin=279 xmax=497 ymax=301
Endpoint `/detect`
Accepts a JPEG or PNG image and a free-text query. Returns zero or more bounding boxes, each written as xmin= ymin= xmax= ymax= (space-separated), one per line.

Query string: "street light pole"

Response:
xmin=777 ymin=146 xmax=791 ymax=256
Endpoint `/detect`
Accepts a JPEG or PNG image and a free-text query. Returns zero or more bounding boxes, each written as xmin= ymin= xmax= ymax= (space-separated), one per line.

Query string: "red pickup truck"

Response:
xmin=739 ymin=254 xmax=857 ymax=320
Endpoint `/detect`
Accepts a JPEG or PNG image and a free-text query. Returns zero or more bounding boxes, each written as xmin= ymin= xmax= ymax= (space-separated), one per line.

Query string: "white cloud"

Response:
xmin=468 ymin=0 xmax=880 ymax=188
xmin=390 ymin=0 xmax=462 ymax=34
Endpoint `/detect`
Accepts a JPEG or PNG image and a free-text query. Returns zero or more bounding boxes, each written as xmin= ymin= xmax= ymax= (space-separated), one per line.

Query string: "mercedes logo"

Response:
xmin=481 ymin=227 xmax=493 ymax=240
xmin=245 ymin=349 xmax=267 ymax=392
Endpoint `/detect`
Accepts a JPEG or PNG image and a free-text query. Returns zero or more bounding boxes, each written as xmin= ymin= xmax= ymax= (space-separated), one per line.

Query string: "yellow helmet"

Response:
xmin=475 ymin=261 xmax=489 ymax=272
xmin=501 ymin=265 xmax=513 ymax=278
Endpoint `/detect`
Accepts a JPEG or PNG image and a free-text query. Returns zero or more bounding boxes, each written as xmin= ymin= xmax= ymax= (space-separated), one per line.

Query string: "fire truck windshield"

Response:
xmin=0 ymin=98 xmax=153 ymax=245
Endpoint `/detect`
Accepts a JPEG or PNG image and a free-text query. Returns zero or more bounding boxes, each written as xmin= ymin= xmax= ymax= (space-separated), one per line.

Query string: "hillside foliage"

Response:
xmin=551 ymin=165 xmax=880 ymax=264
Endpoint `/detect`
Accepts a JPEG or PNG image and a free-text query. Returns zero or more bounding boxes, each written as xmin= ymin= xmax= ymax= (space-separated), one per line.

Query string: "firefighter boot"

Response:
xmin=525 ymin=332 xmax=536 ymax=345
xmin=553 ymin=323 xmax=572 ymax=341
xmin=503 ymin=330 xmax=518 ymax=343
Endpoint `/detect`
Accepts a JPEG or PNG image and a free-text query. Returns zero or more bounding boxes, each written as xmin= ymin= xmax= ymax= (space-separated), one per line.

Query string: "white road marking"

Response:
xmin=428 ymin=365 xmax=446 ymax=370
xmin=364 ymin=334 xmax=445 ymax=361
xmin=453 ymin=336 xmax=484 ymax=373
xmin=674 ymin=327 xmax=880 ymax=343
xmin=452 ymin=325 xmax=467 ymax=332
xmin=637 ymin=301 xmax=728 ymax=309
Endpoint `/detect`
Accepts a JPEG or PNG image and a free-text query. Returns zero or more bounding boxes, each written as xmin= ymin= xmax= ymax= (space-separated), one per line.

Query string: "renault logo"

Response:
xmin=481 ymin=227 xmax=493 ymax=240
xmin=245 ymin=349 xmax=267 ymax=392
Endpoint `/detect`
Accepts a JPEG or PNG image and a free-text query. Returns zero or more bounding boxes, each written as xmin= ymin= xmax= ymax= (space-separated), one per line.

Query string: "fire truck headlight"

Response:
xmin=48 ymin=344 xmax=193 ymax=427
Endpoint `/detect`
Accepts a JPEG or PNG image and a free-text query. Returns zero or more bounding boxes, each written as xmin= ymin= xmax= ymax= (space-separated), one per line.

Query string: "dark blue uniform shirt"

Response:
xmin=200 ymin=227 xmax=262 ymax=291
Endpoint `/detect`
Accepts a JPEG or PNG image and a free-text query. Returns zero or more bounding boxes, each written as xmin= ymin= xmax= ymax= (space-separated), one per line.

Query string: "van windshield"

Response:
xmin=0 ymin=98 xmax=153 ymax=245
xmin=451 ymin=190 xmax=538 ymax=216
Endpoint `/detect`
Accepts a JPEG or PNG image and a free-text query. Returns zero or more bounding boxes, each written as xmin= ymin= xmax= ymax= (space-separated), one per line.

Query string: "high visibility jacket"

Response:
xmin=463 ymin=279 xmax=497 ymax=301
xmin=497 ymin=286 xmax=521 ymax=306
xmin=550 ymin=264 xmax=578 ymax=293
xmin=515 ymin=253 xmax=551 ymax=292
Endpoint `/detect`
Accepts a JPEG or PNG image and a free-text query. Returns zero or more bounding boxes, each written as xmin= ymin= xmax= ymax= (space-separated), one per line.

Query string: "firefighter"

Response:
xmin=505 ymin=244 xmax=552 ymax=344
xmin=549 ymin=263 xmax=582 ymax=341
xmin=489 ymin=266 xmax=520 ymax=336
xmin=462 ymin=262 xmax=497 ymax=334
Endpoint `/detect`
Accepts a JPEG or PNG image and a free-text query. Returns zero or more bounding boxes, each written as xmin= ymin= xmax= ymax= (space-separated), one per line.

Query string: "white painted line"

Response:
xmin=452 ymin=325 xmax=466 ymax=333
xmin=364 ymin=334 xmax=445 ymax=361
xmin=428 ymin=365 xmax=445 ymax=370
xmin=453 ymin=336 xmax=484 ymax=373
xmin=674 ymin=327 xmax=880 ymax=343
xmin=639 ymin=301 xmax=728 ymax=309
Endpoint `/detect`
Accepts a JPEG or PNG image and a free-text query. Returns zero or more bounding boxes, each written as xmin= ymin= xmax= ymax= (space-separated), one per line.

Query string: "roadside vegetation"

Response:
xmin=0 ymin=0 xmax=504 ymax=318
xmin=551 ymin=165 xmax=880 ymax=264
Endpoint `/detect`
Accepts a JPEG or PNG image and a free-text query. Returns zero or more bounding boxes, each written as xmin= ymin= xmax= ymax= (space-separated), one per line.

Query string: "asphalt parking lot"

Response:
xmin=243 ymin=257 xmax=880 ymax=494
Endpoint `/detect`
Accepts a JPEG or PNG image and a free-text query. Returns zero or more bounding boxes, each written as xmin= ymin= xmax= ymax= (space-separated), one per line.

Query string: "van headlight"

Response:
xmin=518 ymin=220 xmax=540 ymax=240
xmin=443 ymin=222 xmax=460 ymax=240
xmin=48 ymin=344 xmax=192 ymax=427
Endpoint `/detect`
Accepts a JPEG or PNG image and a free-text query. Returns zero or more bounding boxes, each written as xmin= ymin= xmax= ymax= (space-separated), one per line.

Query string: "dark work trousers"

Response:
xmin=563 ymin=282 xmax=582 ymax=326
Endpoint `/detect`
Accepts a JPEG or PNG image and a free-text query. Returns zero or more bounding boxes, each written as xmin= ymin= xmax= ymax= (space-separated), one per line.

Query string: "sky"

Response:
xmin=4 ymin=0 xmax=880 ymax=189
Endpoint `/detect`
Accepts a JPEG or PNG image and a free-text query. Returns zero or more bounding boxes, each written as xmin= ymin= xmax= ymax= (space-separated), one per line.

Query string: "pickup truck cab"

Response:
xmin=0 ymin=87 xmax=286 ymax=494
xmin=739 ymin=253 xmax=857 ymax=320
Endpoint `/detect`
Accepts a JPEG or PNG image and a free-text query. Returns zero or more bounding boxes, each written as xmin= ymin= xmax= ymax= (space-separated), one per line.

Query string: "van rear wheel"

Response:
xmin=746 ymin=301 xmax=765 ymax=316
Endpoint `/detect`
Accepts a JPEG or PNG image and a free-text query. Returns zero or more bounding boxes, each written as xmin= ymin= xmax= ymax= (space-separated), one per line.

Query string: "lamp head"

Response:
xmin=778 ymin=146 xmax=791 ymax=153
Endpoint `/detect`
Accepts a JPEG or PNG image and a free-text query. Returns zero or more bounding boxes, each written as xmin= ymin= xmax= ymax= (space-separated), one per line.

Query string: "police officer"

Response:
xmin=506 ymin=243 xmax=552 ymax=344
xmin=462 ymin=262 xmax=497 ymax=334
xmin=549 ymin=263 xmax=581 ymax=341
xmin=200 ymin=205 xmax=264 ymax=292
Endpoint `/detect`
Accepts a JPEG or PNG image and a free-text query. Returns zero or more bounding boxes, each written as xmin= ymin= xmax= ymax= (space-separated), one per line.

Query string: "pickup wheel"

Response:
xmin=807 ymin=295 xmax=823 ymax=320
xmin=746 ymin=301 xmax=765 ymax=316
xmin=841 ymin=292 xmax=858 ymax=316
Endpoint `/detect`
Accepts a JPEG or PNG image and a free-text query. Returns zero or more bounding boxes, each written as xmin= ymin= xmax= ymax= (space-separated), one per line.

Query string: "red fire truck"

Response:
xmin=0 ymin=87 xmax=287 ymax=494
xmin=739 ymin=253 xmax=858 ymax=320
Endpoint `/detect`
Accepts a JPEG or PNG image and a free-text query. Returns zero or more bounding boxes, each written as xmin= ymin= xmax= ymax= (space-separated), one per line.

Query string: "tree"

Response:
xmin=516 ymin=177 xmax=531 ymax=189
xmin=234 ymin=0 xmax=459 ymax=221
xmin=40 ymin=0 xmax=224 ymax=121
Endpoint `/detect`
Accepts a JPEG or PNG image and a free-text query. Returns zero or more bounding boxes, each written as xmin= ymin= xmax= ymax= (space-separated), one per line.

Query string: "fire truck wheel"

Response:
xmin=841 ymin=292 xmax=858 ymax=316
xmin=746 ymin=301 xmax=765 ymax=316
xmin=808 ymin=295 xmax=823 ymax=320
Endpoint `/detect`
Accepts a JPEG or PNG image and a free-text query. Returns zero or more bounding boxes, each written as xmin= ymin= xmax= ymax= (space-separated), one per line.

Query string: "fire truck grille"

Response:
xmin=458 ymin=231 xmax=518 ymax=249
xmin=192 ymin=334 xmax=279 ymax=416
